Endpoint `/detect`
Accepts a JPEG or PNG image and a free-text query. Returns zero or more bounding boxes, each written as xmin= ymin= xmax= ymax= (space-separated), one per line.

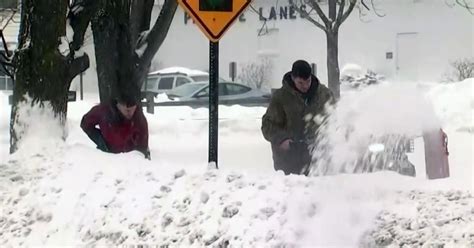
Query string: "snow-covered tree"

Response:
xmin=9 ymin=0 xmax=92 ymax=153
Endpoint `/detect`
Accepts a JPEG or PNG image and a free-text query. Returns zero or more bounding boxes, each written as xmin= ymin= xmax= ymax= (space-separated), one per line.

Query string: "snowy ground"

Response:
xmin=0 ymin=79 xmax=472 ymax=247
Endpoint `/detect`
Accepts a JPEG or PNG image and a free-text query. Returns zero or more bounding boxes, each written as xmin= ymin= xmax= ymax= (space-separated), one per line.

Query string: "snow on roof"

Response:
xmin=149 ymin=67 xmax=208 ymax=76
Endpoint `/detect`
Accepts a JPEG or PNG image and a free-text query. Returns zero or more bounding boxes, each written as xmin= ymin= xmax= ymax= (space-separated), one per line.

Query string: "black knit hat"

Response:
xmin=291 ymin=60 xmax=312 ymax=79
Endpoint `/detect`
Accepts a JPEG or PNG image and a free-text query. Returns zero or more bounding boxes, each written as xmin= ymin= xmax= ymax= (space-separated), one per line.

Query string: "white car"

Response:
xmin=141 ymin=67 xmax=210 ymax=97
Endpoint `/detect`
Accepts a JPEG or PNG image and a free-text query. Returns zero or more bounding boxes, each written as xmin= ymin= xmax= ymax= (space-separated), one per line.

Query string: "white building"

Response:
xmin=153 ymin=0 xmax=473 ymax=88
xmin=0 ymin=5 xmax=19 ymax=91
xmin=2 ymin=0 xmax=473 ymax=93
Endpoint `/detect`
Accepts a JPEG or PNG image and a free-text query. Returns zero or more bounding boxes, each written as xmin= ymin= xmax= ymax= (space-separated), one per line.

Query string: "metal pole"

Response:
xmin=146 ymin=94 xmax=154 ymax=114
xmin=80 ymin=72 xmax=84 ymax=100
xmin=311 ymin=63 xmax=317 ymax=76
xmin=209 ymin=41 xmax=219 ymax=169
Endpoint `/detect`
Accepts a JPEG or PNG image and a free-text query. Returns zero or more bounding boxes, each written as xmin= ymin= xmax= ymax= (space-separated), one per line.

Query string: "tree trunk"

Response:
xmin=326 ymin=30 xmax=340 ymax=99
xmin=92 ymin=0 xmax=178 ymax=104
xmin=92 ymin=9 xmax=121 ymax=103
xmin=92 ymin=1 xmax=145 ymax=104
xmin=10 ymin=0 xmax=89 ymax=153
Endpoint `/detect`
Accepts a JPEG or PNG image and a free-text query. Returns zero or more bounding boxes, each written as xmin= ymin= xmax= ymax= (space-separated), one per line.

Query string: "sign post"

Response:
xmin=209 ymin=41 xmax=219 ymax=166
xmin=178 ymin=0 xmax=252 ymax=169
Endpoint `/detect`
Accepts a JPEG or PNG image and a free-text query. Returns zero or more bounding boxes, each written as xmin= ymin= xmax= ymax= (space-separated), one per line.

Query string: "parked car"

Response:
xmin=166 ymin=81 xmax=270 ymax=104
xmin=141 ymin=67 xmax=210 ymax=98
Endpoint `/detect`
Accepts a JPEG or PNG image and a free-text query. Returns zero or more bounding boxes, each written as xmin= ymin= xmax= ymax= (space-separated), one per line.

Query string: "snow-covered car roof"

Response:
xmin=148 ymin=67 xmax=208 ymax=76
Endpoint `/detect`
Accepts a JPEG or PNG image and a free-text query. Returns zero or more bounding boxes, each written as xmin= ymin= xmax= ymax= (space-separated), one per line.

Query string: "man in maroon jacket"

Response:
xmin=80 ymin=92 xmax=150 ymax=159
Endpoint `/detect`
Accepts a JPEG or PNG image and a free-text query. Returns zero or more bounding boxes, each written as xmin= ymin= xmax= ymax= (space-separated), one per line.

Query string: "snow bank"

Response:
xmin=0 ymin=77 xmax=472 ymax=246
xmin=154 ymin=92 xmax=171 ymax=102
xmin=0 ymin=91 xmax=11 ymax=159
xmin=341 ymin=63 xmax=364 ymax=78
xmin=362 ymin=190 xmax=474 ymax=247
xmin=10 ymin=97 xmax=65 ymax=156
xmin=1 ymin=144 xmax=471 ymax=246
xmin=426 ymin=78 xmax=473 ymax=132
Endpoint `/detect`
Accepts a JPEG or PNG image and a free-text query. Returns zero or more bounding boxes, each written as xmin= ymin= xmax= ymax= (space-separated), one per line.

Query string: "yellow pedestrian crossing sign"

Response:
xmin=178 ymin=0 xmax=252 ymax=42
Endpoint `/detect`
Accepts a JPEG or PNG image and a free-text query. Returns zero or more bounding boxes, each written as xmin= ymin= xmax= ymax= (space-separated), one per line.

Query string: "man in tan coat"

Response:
xmin=262 ymin=60 xmax=334 ymax=175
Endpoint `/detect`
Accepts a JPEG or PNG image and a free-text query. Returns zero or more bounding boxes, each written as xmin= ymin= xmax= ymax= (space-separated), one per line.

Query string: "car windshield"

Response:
xmin=168 ymin=83 xmax=206 ymax=97
xmin=190 ymin=75 xmax=209 ymax=82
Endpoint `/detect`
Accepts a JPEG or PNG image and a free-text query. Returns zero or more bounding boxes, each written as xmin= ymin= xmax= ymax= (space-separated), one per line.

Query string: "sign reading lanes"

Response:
xmin=178 ymin=0 xmax=252 ymax=42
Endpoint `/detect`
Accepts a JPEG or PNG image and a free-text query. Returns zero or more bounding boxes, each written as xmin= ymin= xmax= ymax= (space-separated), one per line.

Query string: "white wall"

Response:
xmin=154 ymin=0 xmax=474 ymax=88
xmin=7 ymin=0 xmax=472 ymax=94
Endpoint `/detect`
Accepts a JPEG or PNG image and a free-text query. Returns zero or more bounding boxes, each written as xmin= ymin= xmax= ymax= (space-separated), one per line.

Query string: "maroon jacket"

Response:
xmin=80 ymin=103 xmax=149 ymax=155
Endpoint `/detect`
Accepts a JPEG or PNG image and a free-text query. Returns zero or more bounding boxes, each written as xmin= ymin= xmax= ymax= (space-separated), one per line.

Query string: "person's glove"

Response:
xmin=96 ymin=136 xmax=109 ymax=152
xmin=139 ymin=148 xmax=151 ymax=160
xmin=87 ymin=128 xmax=109 ymax=152
xmin=145 ymin=150 xmax=151 ymax=160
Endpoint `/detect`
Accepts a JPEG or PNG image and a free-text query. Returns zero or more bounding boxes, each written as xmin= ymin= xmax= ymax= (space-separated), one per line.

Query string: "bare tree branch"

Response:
xmin=448 ymin=57 xmax=474 ymax=81
xmin=370 ymin=0 xmax=386 ymax=17
xmin=329 ymin=0 xmax=337 ymax=23
xmin=68 ymin=53 xmax=90 ymax=81
xmin=136 ymin=0 xmax=178 ymax=80
xmin=336 ymin=0 xmax=346 ymax=24
xmin=0 ymin=29 xmax=12 ymax=56
xmin=0 ymin=29 xmax=14 ymax=79
xmin=130 ymin=0 xmax=155 ymax=47
xmin=337 ymin=0 xmax=357 ymax=27
xmin=452 ymin=0 xmax=474 ymax=14
xmin=68 ymin=0 xmax=100 ymax=52
xmin=0 ymin=63 xmax=14 ymax=78
xmin=361 ymin=0 xmax=369 ymax=10
xmin=289 ymin=0 xmax=327 ymax=31
xmin=306 ymin=0 xmax=331 ymax=26
xmin=0 ymin=9 xmax=17 ymax=30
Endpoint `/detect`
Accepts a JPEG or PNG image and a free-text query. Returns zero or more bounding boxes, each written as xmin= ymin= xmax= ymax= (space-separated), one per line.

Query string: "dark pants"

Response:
xmin=272 ymin=141 xmax=311 ymax=176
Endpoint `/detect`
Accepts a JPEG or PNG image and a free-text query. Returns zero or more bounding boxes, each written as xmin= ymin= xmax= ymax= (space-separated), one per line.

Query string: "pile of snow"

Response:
xmin=340 ymin=64 xmax=385 ymax=89
xmin=12 ymin=98 xmax=66 ymax=153
xmin=0 ymin=77 xmax=472 ymax=246
xmin=425 ymin=78 xmax=474 ymax=132
xmin=0 ymin=143 xmax=472 ymax=246
xmin=362 ymin=190 xmax=474 ymax=247
xmin=0 ymin=91 xmax=10 ymax=159
xmin=149 ymin=67 xmax=208 ymax=76
xmin=155 ymin=93 xmax=172 ymax=102
xmin=341 ymin=63 xmax=365 ymax=78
